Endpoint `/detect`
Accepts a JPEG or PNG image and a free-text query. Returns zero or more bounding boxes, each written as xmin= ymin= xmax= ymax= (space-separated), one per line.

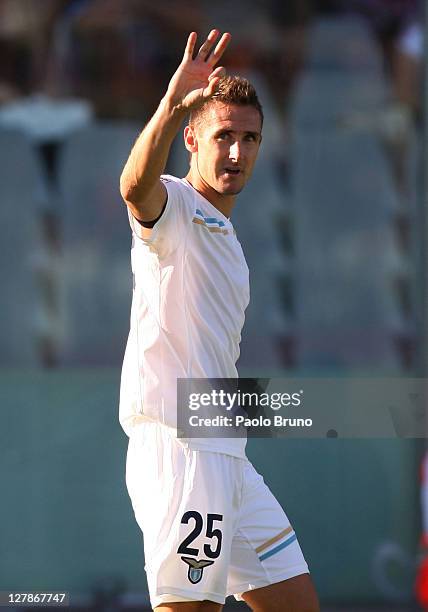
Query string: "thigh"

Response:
xmin=126 ymin=424 xmax=243 ymax=608
xmin=227 ymin=461 xmax=309 ymax=601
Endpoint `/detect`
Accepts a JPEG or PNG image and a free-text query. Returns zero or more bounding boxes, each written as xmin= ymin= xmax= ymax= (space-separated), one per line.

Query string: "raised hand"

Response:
xmin=120 ymin=29 xmax=231 ymax=219
xmin=166 ymin=29 xmax=231 ymax=112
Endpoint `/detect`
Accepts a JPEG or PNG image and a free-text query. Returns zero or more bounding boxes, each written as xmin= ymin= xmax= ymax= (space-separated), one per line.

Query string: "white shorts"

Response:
xmin=126 ymin=422 xmax=309 ymax=608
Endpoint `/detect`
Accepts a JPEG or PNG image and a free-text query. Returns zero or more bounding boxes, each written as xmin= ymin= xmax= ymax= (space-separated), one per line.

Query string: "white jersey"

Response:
xmin=119 ymin=175 xmax=250 ymax=458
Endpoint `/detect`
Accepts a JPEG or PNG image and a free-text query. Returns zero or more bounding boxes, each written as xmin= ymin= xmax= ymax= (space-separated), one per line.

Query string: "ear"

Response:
xmin=184 ymin=125 xmax=198 ymax=154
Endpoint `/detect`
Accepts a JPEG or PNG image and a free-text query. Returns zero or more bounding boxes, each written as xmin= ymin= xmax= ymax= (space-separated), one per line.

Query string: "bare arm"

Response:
xmin=120 ymin=29 xmax=231 ymax=228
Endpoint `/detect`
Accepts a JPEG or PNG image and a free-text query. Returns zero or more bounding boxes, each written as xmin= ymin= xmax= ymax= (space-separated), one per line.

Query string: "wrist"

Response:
xmin=160 ymin=94 xmax=188 ymax=120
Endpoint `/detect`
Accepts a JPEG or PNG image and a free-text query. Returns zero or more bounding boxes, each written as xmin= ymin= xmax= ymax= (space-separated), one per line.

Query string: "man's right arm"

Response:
xmin=119 ymin=97 xmax=186 ymax=230
xmin=119 ymin=29 xmax=231 ymax=236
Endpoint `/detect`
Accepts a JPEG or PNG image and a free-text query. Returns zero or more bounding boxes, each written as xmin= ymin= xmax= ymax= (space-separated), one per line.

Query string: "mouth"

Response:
xmin=223 ymin=167 xmax=242 ymax=177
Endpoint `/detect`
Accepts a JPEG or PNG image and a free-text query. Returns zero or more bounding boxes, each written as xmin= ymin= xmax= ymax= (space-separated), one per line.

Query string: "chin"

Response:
xmin=217 ymin=183 xmax=245 ymax=196
xmin=224 ymin=187 xmax=244 ymax=195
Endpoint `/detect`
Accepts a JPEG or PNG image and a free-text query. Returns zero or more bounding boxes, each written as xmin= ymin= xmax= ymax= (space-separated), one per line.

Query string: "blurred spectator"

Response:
xmin=394 ymin=17 xmax=423 ymax=117
xmin=310 ymin=0 xmax=423 ymax=114
xmin=269 ymin=0 xmax=313 ymax=109
xmin=49 ymin=0 xmax=205 ymax=118
xmin=300 ymin=0 xmax=423 ymax=206
xmin=126 ymin=0 xmax=206 ymax=115
xmin=49 ymin=0 xmax=139 ymax=117
xmin=0 ymin=0 xmax=68 ymax=100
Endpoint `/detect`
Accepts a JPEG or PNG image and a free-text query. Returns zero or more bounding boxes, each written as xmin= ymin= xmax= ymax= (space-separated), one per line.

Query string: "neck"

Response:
xmin=185 ymin=166 xmax=236 ymax=219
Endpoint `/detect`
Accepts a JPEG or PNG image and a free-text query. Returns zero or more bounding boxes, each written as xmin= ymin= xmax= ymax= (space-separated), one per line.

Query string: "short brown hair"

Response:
xmin=189 ymin=75 xmax=263 ymax=129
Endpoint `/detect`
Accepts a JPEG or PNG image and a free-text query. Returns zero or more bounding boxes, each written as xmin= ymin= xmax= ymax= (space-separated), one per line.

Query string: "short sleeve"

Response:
xmin=127 ymin=176 xmax=195 ymax=258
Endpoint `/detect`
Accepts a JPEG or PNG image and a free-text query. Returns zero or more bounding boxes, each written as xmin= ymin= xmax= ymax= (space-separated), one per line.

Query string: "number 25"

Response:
xmin=177 ymin=511 xmax=223 ymax=559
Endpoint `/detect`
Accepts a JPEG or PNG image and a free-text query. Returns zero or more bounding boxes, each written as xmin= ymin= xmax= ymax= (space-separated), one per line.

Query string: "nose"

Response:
xmin=229 ymin=140 xmax=241 ymax=161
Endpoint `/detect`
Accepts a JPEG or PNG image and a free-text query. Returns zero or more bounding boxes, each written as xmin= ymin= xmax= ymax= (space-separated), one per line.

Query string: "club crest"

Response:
xmin=181 ymin=556 xmax=214 ymax=584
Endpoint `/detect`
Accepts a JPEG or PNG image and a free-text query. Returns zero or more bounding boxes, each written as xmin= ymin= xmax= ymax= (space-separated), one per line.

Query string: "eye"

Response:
xmin=216 ymin=132 xmax=229 ymax=141
xmin=244 ymin=134 xmax=257 ymax=142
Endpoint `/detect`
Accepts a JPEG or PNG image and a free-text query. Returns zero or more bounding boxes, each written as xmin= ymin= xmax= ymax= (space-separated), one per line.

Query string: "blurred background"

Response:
xmin=0 ymin=0 xmax=426 ymax=610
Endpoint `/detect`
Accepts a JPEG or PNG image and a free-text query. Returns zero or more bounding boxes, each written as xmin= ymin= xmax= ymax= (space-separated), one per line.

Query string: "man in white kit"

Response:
xmin=119 ymin=29 xmax=319 ymax=611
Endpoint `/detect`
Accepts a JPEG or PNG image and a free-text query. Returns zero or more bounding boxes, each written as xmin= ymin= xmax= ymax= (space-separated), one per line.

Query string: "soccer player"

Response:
xmin=119 ymin=29 xmax=320 ymax=612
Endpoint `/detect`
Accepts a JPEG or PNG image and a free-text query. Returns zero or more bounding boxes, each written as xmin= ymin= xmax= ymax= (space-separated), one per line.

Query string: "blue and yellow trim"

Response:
xmin=256 ymin=526 xmax=297 ymax=562
xmin=192 ymin=209 xmax=229 ymax=235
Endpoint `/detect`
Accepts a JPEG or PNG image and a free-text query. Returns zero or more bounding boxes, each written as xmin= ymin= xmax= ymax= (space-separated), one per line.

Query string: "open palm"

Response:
xmin=167 ymin=29 xmax=231 ymax=112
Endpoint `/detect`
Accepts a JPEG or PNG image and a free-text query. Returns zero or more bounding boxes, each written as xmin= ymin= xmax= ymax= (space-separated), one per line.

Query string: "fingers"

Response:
xmin=183 ymin=28 xmax=231 ymax=65
xmin=197 ymin=28 xmax=219 ymax=60
xmin=208 ymin=66 xmax=226 ymax=81
xmin=203 ymin=77 xmax=221 ymax=100
xmin=196 ymin=29 xmax=231 ymax=63
xmin=207 ymin=32 xmax=231 ymax=66
xmin=183 ymin=31 xmax=197 ymax=60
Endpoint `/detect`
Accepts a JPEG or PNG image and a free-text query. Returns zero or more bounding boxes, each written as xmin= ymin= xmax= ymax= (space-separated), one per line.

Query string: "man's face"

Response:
xmin=187 ymin=102 xmax=262 ymax=196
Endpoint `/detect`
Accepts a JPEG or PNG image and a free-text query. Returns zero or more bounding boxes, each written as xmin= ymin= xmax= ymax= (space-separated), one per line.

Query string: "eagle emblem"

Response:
xmin=181 ymin=556 xmax=214 ymax=584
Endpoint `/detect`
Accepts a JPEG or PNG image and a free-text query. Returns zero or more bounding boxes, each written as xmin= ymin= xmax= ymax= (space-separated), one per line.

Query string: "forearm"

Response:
xmin=120 ymin=96 xmax=187 ymax=213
